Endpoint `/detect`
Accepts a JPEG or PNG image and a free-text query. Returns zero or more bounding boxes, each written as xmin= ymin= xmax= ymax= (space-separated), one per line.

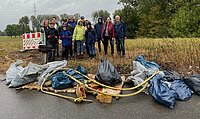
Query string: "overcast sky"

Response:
xmin=0 ymin=0 xmax=122 ymax=31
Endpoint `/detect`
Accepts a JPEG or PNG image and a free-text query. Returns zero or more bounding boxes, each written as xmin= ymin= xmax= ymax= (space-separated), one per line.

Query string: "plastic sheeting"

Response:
xmin=51 ymin=67 xmax=88 ymax=90
xmin=9 ymin=62 xmax=43 ymax=88
xmin=149 ymin=74 xmax=176 ymax=109
xmin=95 ymin=60 xmax=121 ymax=86
xmin=184 ymin=75 xmax=200 ymax=96
xmin=6 ymin=60 xmax=67 ymax=88
xmin=149 ymin=71 xmax=192 ymax=109
xmin=76 ymin=65 xmax=87 ymax=75
xmin=37 ymin=60 xmax=67 ymax=85
xmin=170 ymin=80 xmax=192 ymax=101
xmin=126 ymin=61 xmax=148 ymax=86
xmin=135 ymin=55 xmax=160 ymax=70
xmin=6 ymin=60 xmax=23 ymax=85
xmin=51 ymin=71 xmax=73 ymax=90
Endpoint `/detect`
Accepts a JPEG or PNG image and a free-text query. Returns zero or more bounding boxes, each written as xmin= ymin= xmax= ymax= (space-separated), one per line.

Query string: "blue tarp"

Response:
xmin=149 ymin=74 xmax=176 ymax=109
xmin=135 ymin=55 xmax=160 ymax=69
xmin=149 ymin=72 xmax=192 ymax=109
xmin=51 ymin=66 xmax=88 ymax=90
xmin=52 ymin=72 xmax=73 ymax=90
xmin=170 ymin=80 xmax=192 ymax=101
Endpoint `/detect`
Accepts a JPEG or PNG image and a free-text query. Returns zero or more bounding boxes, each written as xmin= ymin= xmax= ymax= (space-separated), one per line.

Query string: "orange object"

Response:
xmin=96 ymin=93 xmax=112 ymax=104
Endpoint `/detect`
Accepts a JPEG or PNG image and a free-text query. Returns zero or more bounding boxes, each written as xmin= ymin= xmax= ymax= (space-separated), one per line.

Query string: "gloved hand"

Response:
xmin=47 ymin=35 xmax=52 ymax=39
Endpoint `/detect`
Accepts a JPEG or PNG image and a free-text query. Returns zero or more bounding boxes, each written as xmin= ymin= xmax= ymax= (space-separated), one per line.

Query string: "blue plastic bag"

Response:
xmin=135 ymin=55 xmax=160 ymax=69
xmin=149 ymin=74 xmax=176 ymax=109
xmin=51 ymin=72 xmax=74 ymax=90
xmin=76 ymin=65 xmax=87 ymax=75
xmin=170 ymin=80 xmax=192 ymax=101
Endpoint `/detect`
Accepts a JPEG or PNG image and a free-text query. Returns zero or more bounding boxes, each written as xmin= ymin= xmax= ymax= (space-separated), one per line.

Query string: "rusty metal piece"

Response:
xmin=76 ymin=84 xmax=87 ymax=99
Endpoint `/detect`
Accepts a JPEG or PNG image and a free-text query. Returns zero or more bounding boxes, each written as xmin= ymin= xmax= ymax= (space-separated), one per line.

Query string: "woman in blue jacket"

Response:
xmin=85 ymin=22 xmax=97 ymax=59
xmin=60 ymin=25 xmax=72 ymax=60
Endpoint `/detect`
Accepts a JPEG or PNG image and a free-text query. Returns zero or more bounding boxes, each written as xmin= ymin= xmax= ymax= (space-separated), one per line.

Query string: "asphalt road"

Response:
xmin=1 ymin=74 xmax=200 ymax=119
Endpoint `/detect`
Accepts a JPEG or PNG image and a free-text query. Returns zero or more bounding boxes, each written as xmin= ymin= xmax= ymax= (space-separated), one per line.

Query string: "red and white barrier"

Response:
xmin=22 ymin=32 xmax=44 ymax=50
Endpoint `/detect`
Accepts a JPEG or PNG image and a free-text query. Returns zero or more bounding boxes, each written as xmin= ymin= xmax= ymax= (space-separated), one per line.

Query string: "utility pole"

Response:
xmin=34 ymin=2 xmax=37 ymax=17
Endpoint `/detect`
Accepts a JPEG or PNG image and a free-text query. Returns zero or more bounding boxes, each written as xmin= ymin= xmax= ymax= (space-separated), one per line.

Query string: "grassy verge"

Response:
xmin=0 ymin=37 xmax=199 ymax=76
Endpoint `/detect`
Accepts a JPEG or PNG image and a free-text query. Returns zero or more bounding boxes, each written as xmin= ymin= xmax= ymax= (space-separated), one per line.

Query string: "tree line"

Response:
xmin=114 ymin=0 xmax=200 ymax=38
xmin=1 ymin=0 xmax=199 ymax=38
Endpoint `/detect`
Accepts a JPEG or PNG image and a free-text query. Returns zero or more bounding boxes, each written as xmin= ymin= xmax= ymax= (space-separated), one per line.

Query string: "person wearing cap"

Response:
xmin=85 ymin=22 xmax=97 ymax=59
xmin=94 ymin=17 xmax=103 ymax=53
xmin=73 ymin=20 xmax=85 ymax=57
xmin=46 ymin=22 xmax=59 ymax=62
xmin=60 ymin=25 xmax=72 ymax=60
xmin=114 ymin=15 xmax=126 ymax=57
xmin=101 ymin=16 xmax=115 ymax=57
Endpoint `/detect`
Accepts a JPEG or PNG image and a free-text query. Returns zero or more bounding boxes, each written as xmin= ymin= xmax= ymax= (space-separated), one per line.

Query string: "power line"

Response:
xmin=0 ymin=11 xmax=33 ymax=15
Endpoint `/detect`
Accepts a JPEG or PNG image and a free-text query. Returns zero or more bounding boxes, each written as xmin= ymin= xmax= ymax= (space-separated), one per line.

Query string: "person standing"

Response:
xmin=62 ymin=18 xmax=68 ymax=26
xmin=73 ymin=20 xmax=85 ymax=57
xmin=101 ymin=16 xmax=115 ymax=57
xmin=94 ymin=17 xmax=103 ymax=53
xmin=67 ymin=15 xmax=77 ymax=57
xmin=114 ymin=15 xmax=126 ymax=57
xmin=46 ymin=22 xmax=59 ymax=62
xmin=43 ymin=20 xmax=50 ymax=44
xmin=85 ymin=22 xmax=97 ymax=59
xmin=67 ymin=15 xmax=77 ymax=34
xmin=60 ymin=25 xmax=72 ymax=60
xmin=52 ymin=17 xmax=60 ymax=57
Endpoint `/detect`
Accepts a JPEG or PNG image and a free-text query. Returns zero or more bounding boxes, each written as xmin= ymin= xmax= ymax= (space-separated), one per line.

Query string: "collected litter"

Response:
xmin=3 ymin=55 xmax=200 ymax=109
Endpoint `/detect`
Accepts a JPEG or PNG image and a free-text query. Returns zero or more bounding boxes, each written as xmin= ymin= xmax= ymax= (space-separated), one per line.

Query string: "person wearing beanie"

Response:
xmin=46 ymin=22 xmax=59 ymax=62
xmin=94 ymin=17 xmax=103 ymax=53
xmin=85 ymin=22 xmax=97 ymax=58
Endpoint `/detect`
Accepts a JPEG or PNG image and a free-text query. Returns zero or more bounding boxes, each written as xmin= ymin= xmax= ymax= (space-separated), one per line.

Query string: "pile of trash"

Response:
xmin=3 ymin=55 xmax=200 ymax=109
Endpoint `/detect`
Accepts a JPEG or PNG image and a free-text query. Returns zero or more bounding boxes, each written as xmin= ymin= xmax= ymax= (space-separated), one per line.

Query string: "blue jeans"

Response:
xmin=88 ymin=43 xmax=96 ymax=57
xmin=116 ymin=37 xmax=125 ymax=55
xmin=76 ymin=40 xmax=84 ymax=54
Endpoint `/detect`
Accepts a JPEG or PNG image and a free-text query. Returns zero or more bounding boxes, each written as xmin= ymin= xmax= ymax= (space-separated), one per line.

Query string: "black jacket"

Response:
xmin=46 ymin=27 xmax=59 ymax=42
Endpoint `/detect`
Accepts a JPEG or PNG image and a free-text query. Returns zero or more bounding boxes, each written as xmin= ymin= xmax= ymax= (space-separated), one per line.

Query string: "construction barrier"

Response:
xmin=22 ymin=32 xmax=45 ymax=50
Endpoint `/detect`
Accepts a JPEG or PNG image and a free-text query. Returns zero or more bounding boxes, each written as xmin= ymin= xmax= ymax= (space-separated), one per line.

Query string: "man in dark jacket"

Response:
xmin=67 ymin=15 xmax=77 ymax=56
xmin=94 ymin=18 xmax=103 ymax=53
xmin=67 ymin=15 xmax=77 ymax=35
xmin=114 ymin=15 xmax=126 ymax=57
xmin=46 ymin=22 xmax=59 ymax=62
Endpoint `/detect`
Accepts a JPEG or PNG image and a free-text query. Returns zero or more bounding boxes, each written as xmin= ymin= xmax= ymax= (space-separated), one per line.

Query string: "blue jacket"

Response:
xmin=85 ymin=28 xmax=97 ymax=45
xmin=114 ymin=21 xmax=126 ymax=38
xmin=94 ymin=22 xmax=103 ymax=38
xmin=67 ymin=20 xmax=77 ymax=34
xmin=60 ymin=30 xmax=72 ymax=47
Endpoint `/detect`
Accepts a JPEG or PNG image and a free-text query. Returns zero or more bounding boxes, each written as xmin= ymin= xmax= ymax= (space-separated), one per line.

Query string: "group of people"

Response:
xmin=43 ymin=15 xmax=126 ymax=62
